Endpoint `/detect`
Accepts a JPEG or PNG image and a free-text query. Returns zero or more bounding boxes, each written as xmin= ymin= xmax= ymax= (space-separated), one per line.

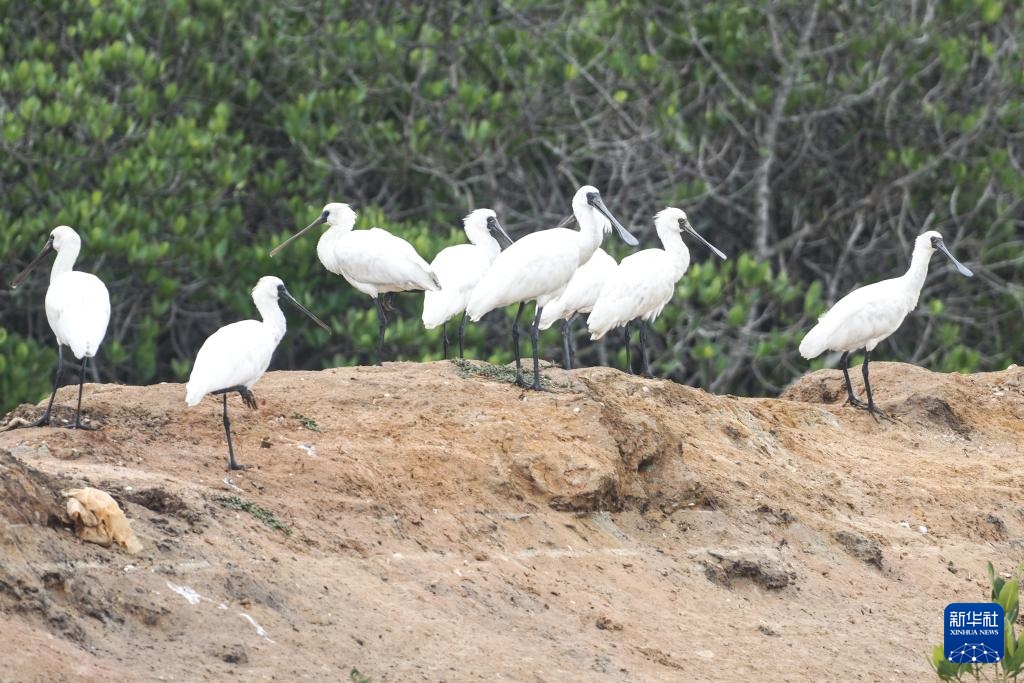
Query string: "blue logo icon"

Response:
xmin=944 ymin=603 xmax=1004 ymax=663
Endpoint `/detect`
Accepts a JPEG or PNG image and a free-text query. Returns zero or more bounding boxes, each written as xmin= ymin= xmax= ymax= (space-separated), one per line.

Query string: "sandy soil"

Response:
xmin=0 ymin=360 xmax=1022 ymax=681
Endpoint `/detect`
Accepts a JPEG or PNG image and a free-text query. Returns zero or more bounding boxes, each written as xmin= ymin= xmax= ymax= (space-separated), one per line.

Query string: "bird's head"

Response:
xmin=50 ymin=225 xmax=80 ymax=251
xmin=464 ymin=208 xmax=512 ymax=247
xmin=321 ymin=202 xmax=356 ymax=229
xmin=252 ymin=276 xmax=331 ymax=331
xmin=654 ymin=208 xmax=727 ymax=260
xmin=270 ymin=202 xmax=356 ymax=257
xmin=916 ymin=230 xmax=972 ymax=277
xmin=10 ymin=225 xmax=80 ymax=289
xmin=570 ymin=185 xmax=638 ymax=246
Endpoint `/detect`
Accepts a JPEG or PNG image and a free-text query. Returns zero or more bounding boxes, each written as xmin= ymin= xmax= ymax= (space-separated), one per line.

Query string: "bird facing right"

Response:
xmin=186 ymin=276 xmax=331 ymax=470
xmin=422 ymin=208 xmax=512 ymax=359
xmin=798 ymin=230 xmax=973 ymax=418
xmin=587 ymin=207 xmax=726 ymax=377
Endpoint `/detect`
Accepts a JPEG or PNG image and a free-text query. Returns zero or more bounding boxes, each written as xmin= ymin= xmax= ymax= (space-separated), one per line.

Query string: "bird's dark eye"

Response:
xmin=486 ymin=216 xmax=497 ymax=229
xmin=586 ymin=192 xmax=599 ymax=204
xmin=277 ymin=284 xmax=286 ymax=297
xmin=321 ymin=210 xmax=330 ymax=220
xmin=930 ymin=236 xmax=940 ymax=247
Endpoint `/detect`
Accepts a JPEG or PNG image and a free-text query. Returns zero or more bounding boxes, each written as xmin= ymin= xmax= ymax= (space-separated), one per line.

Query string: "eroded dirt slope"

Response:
xmin=1 ymin=361 xmax=1022 ymax=681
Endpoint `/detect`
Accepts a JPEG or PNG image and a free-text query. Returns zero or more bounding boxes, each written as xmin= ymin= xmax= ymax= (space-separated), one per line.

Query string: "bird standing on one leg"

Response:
xmin=185 ymin=276 xmax=330 ymax=470
xmin=270 ymin=203 xmax=439 ymax=365
xmin=465 ymin=186 xmax=638 ymax=390
xmin=798 ymin=230 xmax=973 ymax=419
xmin=587 ymin=208 xmax=726 ymax=377
xmin=10 ymin=226 xmax=110 ymax=429
xmin=422 ymin=208 xmax=512 ymax=359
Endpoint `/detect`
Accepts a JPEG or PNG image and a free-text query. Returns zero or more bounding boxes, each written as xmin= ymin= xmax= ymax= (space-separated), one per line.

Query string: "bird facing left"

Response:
xmin=10 ymin=225 xmax=111 ymax=429
xmin=185 ymin=276 xmax=331 ymax=470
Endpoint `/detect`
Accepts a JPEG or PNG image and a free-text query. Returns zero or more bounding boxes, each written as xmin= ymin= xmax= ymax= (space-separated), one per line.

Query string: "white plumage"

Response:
xmin=587 ymin=208 xmax=726 ymax=375
xmin=271 ymin=202 xmax=438 ymax=365
xmin=186 ymin=278 xmax=287 ymax=407
xmin=799 ymin=229 xmax=973 ymax=415
xmin=422 ymin=208 xmax=509 ymax=331
xmin=464 ymin=185 xmax=637 ymax=389
xmin=43 ymin=228 xmax=111 ymax=359
xmin=10 ymin=225 xmax=110 ymax=428
xmin=186 ymin=276 xmax=330 ymax=468
xmin=537 ymin=248 xmax=617 ymax=331
xmin=466 ymin=187 xmax=635 ymax=321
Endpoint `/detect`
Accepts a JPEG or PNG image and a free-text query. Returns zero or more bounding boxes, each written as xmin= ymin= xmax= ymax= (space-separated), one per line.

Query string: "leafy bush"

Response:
xmin=2 ymin=1 xmax=1022 ymax=413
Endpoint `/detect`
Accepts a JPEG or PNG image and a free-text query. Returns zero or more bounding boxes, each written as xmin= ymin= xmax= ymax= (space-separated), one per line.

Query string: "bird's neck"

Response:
xmin=657 ymin=225 xmax=691 ymax=277
xmin=574 ymin=209 xmax=606 ymax=265
xmin=477 ymin=234 xmax=501 ymax=261
xmin=255 ymin=297 xmax=287 ymax=344
xmin=901 ymin=244 xmax=934 ymax=307
xmin=49 ymin=243 xmax=80 ymax=283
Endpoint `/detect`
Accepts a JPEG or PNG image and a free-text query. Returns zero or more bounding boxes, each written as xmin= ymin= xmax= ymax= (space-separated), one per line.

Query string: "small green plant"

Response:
xmin=216 ymin=495 xmax=291 ymax=536
xmin=452 ymin=357 xmax=540 ymax=386
xmin=290 ymin=412 xmax=321 ymax=432
xmin=930 ymin=562 xmax=1023 ymax=681
xmin=349 ymin=668 xmax=372 ymax=683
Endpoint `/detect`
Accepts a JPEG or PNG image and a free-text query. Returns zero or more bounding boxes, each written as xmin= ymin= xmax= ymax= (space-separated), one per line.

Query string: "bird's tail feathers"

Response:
xmin=798 ymin=322 xmax=830 ymax=360
xmin=185 ymin=384 xmax=204 ymax=407
xmin=422 ymin=290 xmax=462 ymax=329
xmin=537 ymin=301 xmax=566 ymax=330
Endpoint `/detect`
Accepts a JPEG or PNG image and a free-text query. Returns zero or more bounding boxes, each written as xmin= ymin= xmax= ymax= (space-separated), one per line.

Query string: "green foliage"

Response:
xmin=290 ymin=412 xmax=321 ymax=432
xmin=929 ymin=562 xmax=1024 ymax=681
xmin=215 ymin=495 xmax=291 ymax=536
xmin=0 ymin=328 xmax=56 ymax=409
xmin=1 ymin=1 xmax=1021 ymax=412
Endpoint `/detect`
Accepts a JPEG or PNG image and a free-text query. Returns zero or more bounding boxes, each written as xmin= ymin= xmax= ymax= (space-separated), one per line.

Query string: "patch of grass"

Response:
xmin=450 ymin=357 xmax=575 ymax=390
xmin=290 ymin=412 xmax=321 ymax=432
xmin=350 ymin=668 xmax=372 ymax=683
xmin=215 ymin=495 xmax=291 ymax=536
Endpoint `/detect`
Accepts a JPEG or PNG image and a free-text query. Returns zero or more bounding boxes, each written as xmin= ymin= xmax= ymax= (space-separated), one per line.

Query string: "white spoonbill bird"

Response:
xmin=270 ymin=203 xmax=439 ymax=365
xmin=466 ymin=185 xmax=638 ymax=389
xmin=186 ymin=276 xmax=330 ymax=470
xmin=799 ymin=230 xmax=973 ymax=418
xmin=10 ymin=226 xmax=110 ymax=429
xmin=588 ymin=208 xmax=727 ymax=376
xmin=537 ymin=247 xmax=617 ymax=370
xmin=422 ymin=208 xmax=512 ymax=359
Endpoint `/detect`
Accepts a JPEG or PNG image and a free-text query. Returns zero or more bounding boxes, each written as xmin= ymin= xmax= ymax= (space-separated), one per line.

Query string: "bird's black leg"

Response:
xmin=512 ymin=301 xmax=526 ymax=386
xmin=374 ymin=297 xmax=387 ymax=366
xmin=442 ymin=321 xmax=449 ymax=360
xmin=71 ymin=356 xmax=98 ymax=430
xmin=623 ymin=322 xmax=633 ymax=374
xmin=639 ymin=321 xmax=654 ymax=378
xmin=222 ymin=394 xmax=244 ymax=470
xmin=458 ymin=312 xmax=467 ymax=360
xmin=562 ymin=315 xmax=574 ymax=370
xmin=840 ymin=351 xmax=865 ymax=408
xmin=30 ymin=345 xmax=66 ymax=427
xmin=861 ymin=350 xmax=892 ymax=421
xmin=529 ymin=305 xmax=544 ymax=390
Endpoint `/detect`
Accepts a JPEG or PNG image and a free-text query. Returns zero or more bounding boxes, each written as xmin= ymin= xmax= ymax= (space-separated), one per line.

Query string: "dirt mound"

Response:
xmin=1 ymin=360 xmax=1022 ymax=680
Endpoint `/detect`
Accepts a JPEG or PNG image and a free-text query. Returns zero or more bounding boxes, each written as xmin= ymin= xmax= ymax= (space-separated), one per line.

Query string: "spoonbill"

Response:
xmin=466 ymin=186 xmax=638 ymax=389
xmin=798 ymin=230 xmax=973 ymax=418
xmin=10 ymin=226 xmax=110 ymax=429
xmin=185 ymin=276 xmax=330 ymax=470
xmin=270 ymin=203 xmax=439 ymax=365
xmin=588 ymin=207 xmax=727 ymax=376
xmin=422 ymin=208 xmax=512 ymax=358
xmin=537 ymin=248 xmax=617 ymax=369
